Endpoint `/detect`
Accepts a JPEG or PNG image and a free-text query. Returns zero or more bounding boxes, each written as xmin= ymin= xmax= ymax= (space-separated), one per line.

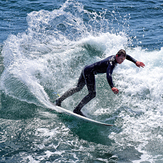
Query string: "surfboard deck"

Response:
xmin=51 ymin=103 xmax=113 ymax=126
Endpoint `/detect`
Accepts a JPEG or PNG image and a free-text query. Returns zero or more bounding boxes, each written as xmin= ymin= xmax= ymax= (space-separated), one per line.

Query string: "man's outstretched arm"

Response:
xmin=126 ymin=54 xmax=145 ymax=68
xmin=106 ymin=64 xmax=119 ymax=94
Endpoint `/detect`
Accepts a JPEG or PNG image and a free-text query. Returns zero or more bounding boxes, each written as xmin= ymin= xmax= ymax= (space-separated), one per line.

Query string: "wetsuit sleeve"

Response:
xmin=106 ymin=64 xmax=114 ymax=88
xmin=126 ymin=54 xmax=137 ymax=63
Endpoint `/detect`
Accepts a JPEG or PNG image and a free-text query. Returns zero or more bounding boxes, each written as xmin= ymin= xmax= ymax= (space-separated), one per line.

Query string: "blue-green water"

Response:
xmin=1 ymin=0 xmax=163 ymax=162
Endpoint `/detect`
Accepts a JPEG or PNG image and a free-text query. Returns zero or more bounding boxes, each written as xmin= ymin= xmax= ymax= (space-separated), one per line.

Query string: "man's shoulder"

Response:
xmin=103 ymin=55 xmax=115 ymax=62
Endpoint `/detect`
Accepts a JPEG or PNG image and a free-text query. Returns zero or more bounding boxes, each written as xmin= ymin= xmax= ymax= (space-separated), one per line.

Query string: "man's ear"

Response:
xmin=115 ymin=54 xmax=118 ymax=58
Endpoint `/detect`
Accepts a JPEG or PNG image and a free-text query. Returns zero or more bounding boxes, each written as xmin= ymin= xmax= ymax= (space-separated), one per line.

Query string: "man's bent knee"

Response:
xmin=89 ymin=91 xmax=96 ymax=99
xmin=75 ymin=86 xmax=83 ymax=92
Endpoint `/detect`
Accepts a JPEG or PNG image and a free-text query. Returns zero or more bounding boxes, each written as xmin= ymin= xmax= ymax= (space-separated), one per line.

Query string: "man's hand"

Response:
xmin=112 ymin=87 xmax=119 ymax=94
xmin=136 ymin=61 xmax=145 ymax=68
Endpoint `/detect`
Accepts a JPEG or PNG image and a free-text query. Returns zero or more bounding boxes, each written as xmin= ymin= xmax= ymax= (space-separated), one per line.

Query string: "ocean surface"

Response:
xmin=0 ymin=0 xmax=163 ymax=162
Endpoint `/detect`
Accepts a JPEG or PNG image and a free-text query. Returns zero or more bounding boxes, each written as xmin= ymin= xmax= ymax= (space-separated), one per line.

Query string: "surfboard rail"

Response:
xmin=50 ymin=103 xmax=113 ymax=126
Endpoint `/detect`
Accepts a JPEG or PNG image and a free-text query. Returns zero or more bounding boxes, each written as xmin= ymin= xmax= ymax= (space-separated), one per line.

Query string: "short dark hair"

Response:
xmin=116 ymin=49 xmax=126 ymax=57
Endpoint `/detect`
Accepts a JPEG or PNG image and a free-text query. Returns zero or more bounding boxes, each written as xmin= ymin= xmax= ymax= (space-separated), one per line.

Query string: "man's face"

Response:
xmin=116 ymin=55 xmax=126 ymax=64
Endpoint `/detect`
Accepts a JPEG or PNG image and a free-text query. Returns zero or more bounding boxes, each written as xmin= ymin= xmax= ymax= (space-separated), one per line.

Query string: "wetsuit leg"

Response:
xmin=56 ymin=70 xmax=86 ymax=106
xmin=73 ymin=71 xmax=96 ymax=114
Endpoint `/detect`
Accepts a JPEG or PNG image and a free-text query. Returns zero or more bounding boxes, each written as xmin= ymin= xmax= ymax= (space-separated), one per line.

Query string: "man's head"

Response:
xmin=116 ymin=49 xmax=126 ymax=64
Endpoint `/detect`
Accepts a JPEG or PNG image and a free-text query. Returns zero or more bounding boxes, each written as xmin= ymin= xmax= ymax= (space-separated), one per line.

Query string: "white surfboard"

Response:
xmin=51 ymin=103 xmax=113 ymax=126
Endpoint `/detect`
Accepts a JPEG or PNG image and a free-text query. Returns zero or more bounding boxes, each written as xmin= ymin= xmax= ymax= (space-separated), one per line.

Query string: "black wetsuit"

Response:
xmin=56 ymin=55 xmax=137 ymax=115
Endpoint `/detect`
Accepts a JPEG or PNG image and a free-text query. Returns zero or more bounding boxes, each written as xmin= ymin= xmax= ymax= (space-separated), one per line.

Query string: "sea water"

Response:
xmin=0 ymin=0 xmax=163 ymax=162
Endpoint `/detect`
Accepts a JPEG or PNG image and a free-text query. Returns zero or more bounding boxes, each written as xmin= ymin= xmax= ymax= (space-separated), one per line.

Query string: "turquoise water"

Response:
xmin=1 ymin=0 xmax=163 ymax=162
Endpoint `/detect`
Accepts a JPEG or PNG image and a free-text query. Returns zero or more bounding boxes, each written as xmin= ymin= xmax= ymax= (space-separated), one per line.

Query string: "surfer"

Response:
xmin=56 ymin=49 xmax=145 ymax=116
